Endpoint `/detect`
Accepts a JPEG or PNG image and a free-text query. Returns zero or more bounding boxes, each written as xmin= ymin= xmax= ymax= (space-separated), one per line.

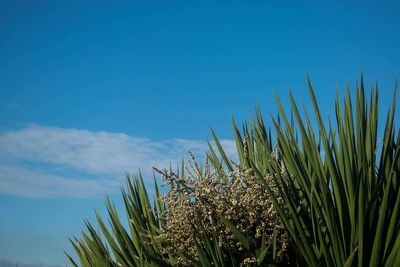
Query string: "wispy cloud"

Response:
xmin=0 ymin=125 xmax=236 ymax=198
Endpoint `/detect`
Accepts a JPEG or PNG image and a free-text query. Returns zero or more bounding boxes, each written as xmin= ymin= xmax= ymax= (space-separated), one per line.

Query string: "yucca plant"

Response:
xmin=69 ymin=75 xmax=399 ymax=267
xmin=209 ymin=76 xmax=400 ymax=266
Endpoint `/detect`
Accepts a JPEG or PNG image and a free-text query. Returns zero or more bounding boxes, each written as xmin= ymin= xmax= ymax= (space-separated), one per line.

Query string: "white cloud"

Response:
xmin=0 ymin=164 xmax=119 ymax=198
xmin=0 ymin=125 xmax=236 ymax=198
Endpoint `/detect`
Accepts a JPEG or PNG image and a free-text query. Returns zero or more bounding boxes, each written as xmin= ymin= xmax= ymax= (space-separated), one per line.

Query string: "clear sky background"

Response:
xmin=0 ymin=1 xmax=399 ymax=266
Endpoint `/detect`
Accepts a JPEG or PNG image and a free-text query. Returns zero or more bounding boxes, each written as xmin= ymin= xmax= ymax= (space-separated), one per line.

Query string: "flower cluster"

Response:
xmin=154 ymin=156 xmax=289 ymax=266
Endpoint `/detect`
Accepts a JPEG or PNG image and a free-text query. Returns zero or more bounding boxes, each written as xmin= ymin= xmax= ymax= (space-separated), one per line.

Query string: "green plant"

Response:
xmin=68 ymin=75 xmax=399 ymax=267
xmin=209 ymin=76 xmax=400 ymax=266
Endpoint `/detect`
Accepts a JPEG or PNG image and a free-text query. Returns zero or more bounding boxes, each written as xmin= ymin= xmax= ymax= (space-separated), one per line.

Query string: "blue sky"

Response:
xmin=0 ymin=1 xmax=399 ymax=266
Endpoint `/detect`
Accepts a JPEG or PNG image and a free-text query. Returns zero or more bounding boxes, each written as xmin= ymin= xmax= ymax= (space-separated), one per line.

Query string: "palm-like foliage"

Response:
xmin=69 ymin=76 xmax=399 ymax=266
xmin=209 ymin=77 xmax=400 ymax=266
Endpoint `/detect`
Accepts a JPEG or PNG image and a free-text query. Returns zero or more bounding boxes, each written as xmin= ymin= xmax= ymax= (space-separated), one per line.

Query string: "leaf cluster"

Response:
xmin=68 ymin=75 xmax=400 ymax=267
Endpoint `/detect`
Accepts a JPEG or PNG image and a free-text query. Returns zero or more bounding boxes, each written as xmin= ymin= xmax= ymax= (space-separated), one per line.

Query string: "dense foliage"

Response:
xmin=68 ymin=77 xmax=400 ymax=266
xmin=154 ymin=158 xmax=290 ymax=266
